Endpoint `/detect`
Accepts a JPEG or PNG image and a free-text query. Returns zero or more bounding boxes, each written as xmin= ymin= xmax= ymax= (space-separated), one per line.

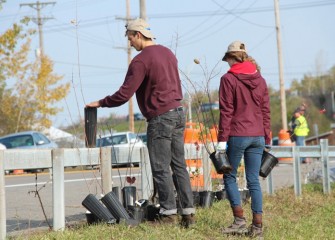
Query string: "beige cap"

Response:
xmin=222 ymin=41 xmax=247 ymax=61
xmin=126 ymin=18 xmax=155 ymax=39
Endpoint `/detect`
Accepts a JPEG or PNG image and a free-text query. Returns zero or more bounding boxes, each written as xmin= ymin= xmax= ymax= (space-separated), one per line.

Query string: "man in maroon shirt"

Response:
xmin=86 ymin=18 xmax=195 ymax=227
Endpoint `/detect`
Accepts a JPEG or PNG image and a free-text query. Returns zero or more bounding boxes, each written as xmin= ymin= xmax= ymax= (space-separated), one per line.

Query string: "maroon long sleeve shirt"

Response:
xmin=99 ymin=45 xmax=183 ymax=120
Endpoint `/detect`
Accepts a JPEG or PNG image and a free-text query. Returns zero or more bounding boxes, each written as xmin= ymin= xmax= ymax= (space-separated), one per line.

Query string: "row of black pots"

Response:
xmin=84 ymin=188 xmax=250 ymax=225
xmin=192 ymin=189 xmax=250 ymax=207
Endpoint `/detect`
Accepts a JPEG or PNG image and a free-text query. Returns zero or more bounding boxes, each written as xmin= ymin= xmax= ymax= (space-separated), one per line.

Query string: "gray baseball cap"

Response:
xmin=222 ymin=41 xmax=247 ymax=61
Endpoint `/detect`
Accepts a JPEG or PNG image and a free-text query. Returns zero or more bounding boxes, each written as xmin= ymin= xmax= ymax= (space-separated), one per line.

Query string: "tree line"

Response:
xmin=0 ymin=19 xmax=70 ymax=136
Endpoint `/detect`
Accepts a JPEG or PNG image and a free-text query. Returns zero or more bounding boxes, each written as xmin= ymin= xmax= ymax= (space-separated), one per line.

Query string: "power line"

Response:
xmin=9 ymin=0 xmax=331 ymax=34
xmin=148 ymin=1 xmax=335 ymax=19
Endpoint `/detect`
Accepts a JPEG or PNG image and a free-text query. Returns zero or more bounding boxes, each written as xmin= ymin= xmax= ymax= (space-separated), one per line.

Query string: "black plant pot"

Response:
xmin=145 ymin=204 xmax=160 ymax=221
xmin=82 ymin=194 xmax=116 ymax=224
xmin=127 ymin=205 xmax=145 ymax=223
xmin=84 ymin=107 xmax=97 ymax=148
xmin=85 ymin=211 xmax=101 ymax=225
xmin=240 ymin=189 xmax=250 ymax=203
xmin=199 ymin=191 xmax=215 ymax=208
xmin=112 ymin=186 xmax=122 ymax=204
xmin=260 ymin=151 xmax=278 ymax=178
xmin=100 ymin=191 xmax=131 ymax=222
xmin=209 ymin=151 xmax=232 ymax=174
xmin=215 ymin=189 xmax=227 ymax=201
xmin=122 ymin=186 xmax=137 ymax=209
xmin=193 ymin=191 xmax=200 ymax=207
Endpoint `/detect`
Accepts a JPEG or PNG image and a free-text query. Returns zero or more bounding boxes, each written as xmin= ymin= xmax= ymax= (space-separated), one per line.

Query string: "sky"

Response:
xmin=1 ymin=0 xmax=335 ymax=128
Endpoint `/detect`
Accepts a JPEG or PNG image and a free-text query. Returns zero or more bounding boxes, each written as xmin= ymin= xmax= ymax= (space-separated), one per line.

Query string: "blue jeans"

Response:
xmin=147 ymin=109 xmax=195 ymax=216
xmin=295 ymin=136 xmax=306 ymax=162
xmin=224 ymin=136 xmax=264 ymax=214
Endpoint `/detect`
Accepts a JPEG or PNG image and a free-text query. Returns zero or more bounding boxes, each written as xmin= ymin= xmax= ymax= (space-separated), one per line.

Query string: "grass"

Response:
xmin=9 ymin=184 xmax=335 ymax=240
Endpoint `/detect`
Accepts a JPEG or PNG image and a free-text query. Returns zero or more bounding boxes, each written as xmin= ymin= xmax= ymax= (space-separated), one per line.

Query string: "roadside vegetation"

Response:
xmin=10 ymin=184 xmax=335 ymax=240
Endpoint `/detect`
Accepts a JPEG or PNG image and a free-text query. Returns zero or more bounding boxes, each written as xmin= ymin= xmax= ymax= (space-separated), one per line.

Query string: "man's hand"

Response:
xmin=86 ymin=101 xmax=101 ymax=108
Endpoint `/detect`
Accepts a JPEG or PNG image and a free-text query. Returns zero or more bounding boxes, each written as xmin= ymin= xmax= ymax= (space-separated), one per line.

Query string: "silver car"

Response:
xmin=0 ymin=131 xmax=57 ymax=149
xmin=96 ymin=131 xmax=145 ymax=166
xmin=0 ymin=131 xmax=58 ymax=173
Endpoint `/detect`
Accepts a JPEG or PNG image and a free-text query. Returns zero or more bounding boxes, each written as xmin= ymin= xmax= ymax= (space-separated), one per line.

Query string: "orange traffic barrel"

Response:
xmin=278 ymin=129 xmax=295 ymax=163
xmin=13 ymin=169 xmax=24 ymax=175
xmin=207 ymin=126 xmax=218 ymax=143
xmin=186 ymin=159 xmax=204 ymax=191
xmin=184 ymin=122 xmax=205 ymax=144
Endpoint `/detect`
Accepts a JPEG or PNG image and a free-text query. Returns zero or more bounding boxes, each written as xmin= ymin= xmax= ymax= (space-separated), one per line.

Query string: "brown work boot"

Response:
xmin=248 ymin=213 xmax=263 ymax=239
xmin=222 ymin=206 xmax=248 ymax=235
xmin=248 ymin=224 xmax=263 ymax=239
xmin=157 ymin=214 xmax=178 ymax=225
xmin=180 ymin=214 xmax=195 ymax=228
xmin=222 ymin=216 xmax=248 ymax=235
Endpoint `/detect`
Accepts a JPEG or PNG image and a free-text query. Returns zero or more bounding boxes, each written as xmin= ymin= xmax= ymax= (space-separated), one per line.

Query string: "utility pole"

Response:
xmin=20 ymin=1 xmax=56 ymax=57
xmin=117 ymin=0 xmax=147 ymax=132
xmin=126 ymin=0 xmax=135 ymax=132
xmin=139 ymin=0 xmax=146 ymax=20
xmin=274 ymin=0 xmax=287 ymax=130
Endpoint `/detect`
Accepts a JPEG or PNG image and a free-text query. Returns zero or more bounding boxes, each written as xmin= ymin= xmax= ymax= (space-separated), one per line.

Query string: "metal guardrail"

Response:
xmin=269 ymin=139 xmax=334 ymax=196
xmin=0 ymin=146 xmax=152 ymax=240
xmin=0 ymin=139 xmax=334 ymax=239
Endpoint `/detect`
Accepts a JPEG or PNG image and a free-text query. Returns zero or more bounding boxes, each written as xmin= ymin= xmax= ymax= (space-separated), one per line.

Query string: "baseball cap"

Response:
xmin=126 ymin=18 xmax=155 ymax=39
xmin=222 ymin=41 xmax=247 ymax=61
xmin=294 ymin=106 xmax=306 ymax=114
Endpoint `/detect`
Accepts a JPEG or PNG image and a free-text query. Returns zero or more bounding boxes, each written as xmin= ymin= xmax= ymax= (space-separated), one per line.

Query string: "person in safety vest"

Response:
xmin=293 ymin=108 xmax=309 ymax=163
xmin=288 ymin=104 xmax=306 ymax=142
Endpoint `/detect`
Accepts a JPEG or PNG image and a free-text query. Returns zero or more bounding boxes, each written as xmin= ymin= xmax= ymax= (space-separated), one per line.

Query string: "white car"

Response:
xmin=96 ymin=131 xmax=146 ymax=166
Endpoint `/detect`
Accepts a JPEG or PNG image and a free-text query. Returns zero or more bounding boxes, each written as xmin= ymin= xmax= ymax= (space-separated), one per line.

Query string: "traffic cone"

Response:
xmin=13 ymin=169 xmax=24 ymax=175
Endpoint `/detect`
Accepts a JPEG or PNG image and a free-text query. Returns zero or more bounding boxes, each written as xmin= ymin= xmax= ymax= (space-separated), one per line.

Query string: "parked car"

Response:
xmin=138 ymin=132 xmax=147 ymax=145
xmin=0 ymin=131 xmax=58 ymax=173
xmin=0 ymin=131 xmax=58 ymax=149
xmin=96 ymin=131 xmax=146 ymax=166
xmin=127 ymin=113 xmax=145 ymax=121
xmin=134 ymin=113 xmax=145 ymax=121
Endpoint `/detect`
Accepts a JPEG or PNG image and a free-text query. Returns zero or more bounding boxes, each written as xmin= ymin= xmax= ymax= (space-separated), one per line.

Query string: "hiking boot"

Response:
xmin=157 ymin=214 xmax=178 ymax=225
xmin=222 ymin=217 xmax=248 ymax=235
xmin=248 ymin=224 xmax=263 ymax=239
xmin=180 ymin=214 xmax=195 ymax=228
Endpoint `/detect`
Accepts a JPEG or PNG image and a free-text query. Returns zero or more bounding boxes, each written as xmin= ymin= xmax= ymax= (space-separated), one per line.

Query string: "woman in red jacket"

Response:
xmin=216 ymin=41 xmax=271 ymax=238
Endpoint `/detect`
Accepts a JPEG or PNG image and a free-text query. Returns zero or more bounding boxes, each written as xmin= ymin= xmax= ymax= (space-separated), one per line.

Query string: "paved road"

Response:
xmin=5 ymin=167 xmax=143 ymax=234
xmin=4 ymin=160 xmax=320 ymax=235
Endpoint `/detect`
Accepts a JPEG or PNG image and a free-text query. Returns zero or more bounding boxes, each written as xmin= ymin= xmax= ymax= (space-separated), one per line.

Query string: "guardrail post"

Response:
xmin=100 ymin=147 xmax=112 ymax=194
xmin=140 ymin=147 xmax=152 ymax=199
xmin=0 ymin=150 xmax=6 ymax=240
xmin=266 ymin=171 xmax=274 ymax=195
xmin=202 ymin=146 xmax=212 ymax=191
xmin=293 ymin=146 xmax=302 ymax=196
xmin=320 ymin=139 xmax=330 ymax=194
xmin=52 ymin=149 xmax=65 ymax=231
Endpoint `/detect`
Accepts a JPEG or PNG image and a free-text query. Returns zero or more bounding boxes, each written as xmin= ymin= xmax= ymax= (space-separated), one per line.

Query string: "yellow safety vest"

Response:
xmin=294 ymin=115 xmax=309 ymax=137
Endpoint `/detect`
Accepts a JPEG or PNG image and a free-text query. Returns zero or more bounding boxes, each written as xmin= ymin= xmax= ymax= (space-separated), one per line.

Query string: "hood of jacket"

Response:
xmin=228 ymin=61 xmax=262 ymax=90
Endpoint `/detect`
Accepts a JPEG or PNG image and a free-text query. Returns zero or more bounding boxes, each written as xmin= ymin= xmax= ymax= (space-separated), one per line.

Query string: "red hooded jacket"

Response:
xmin=218 ymin=61 xmax=271 ymax=145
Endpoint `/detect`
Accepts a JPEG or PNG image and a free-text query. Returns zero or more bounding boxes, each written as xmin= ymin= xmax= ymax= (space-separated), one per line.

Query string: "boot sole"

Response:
xmin=222 ymin=228 xmax=249 ymax=235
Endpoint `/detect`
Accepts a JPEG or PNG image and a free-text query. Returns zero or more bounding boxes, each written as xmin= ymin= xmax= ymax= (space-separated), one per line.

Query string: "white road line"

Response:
xmin=5 ymin=174 xmax=141 ymax=188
